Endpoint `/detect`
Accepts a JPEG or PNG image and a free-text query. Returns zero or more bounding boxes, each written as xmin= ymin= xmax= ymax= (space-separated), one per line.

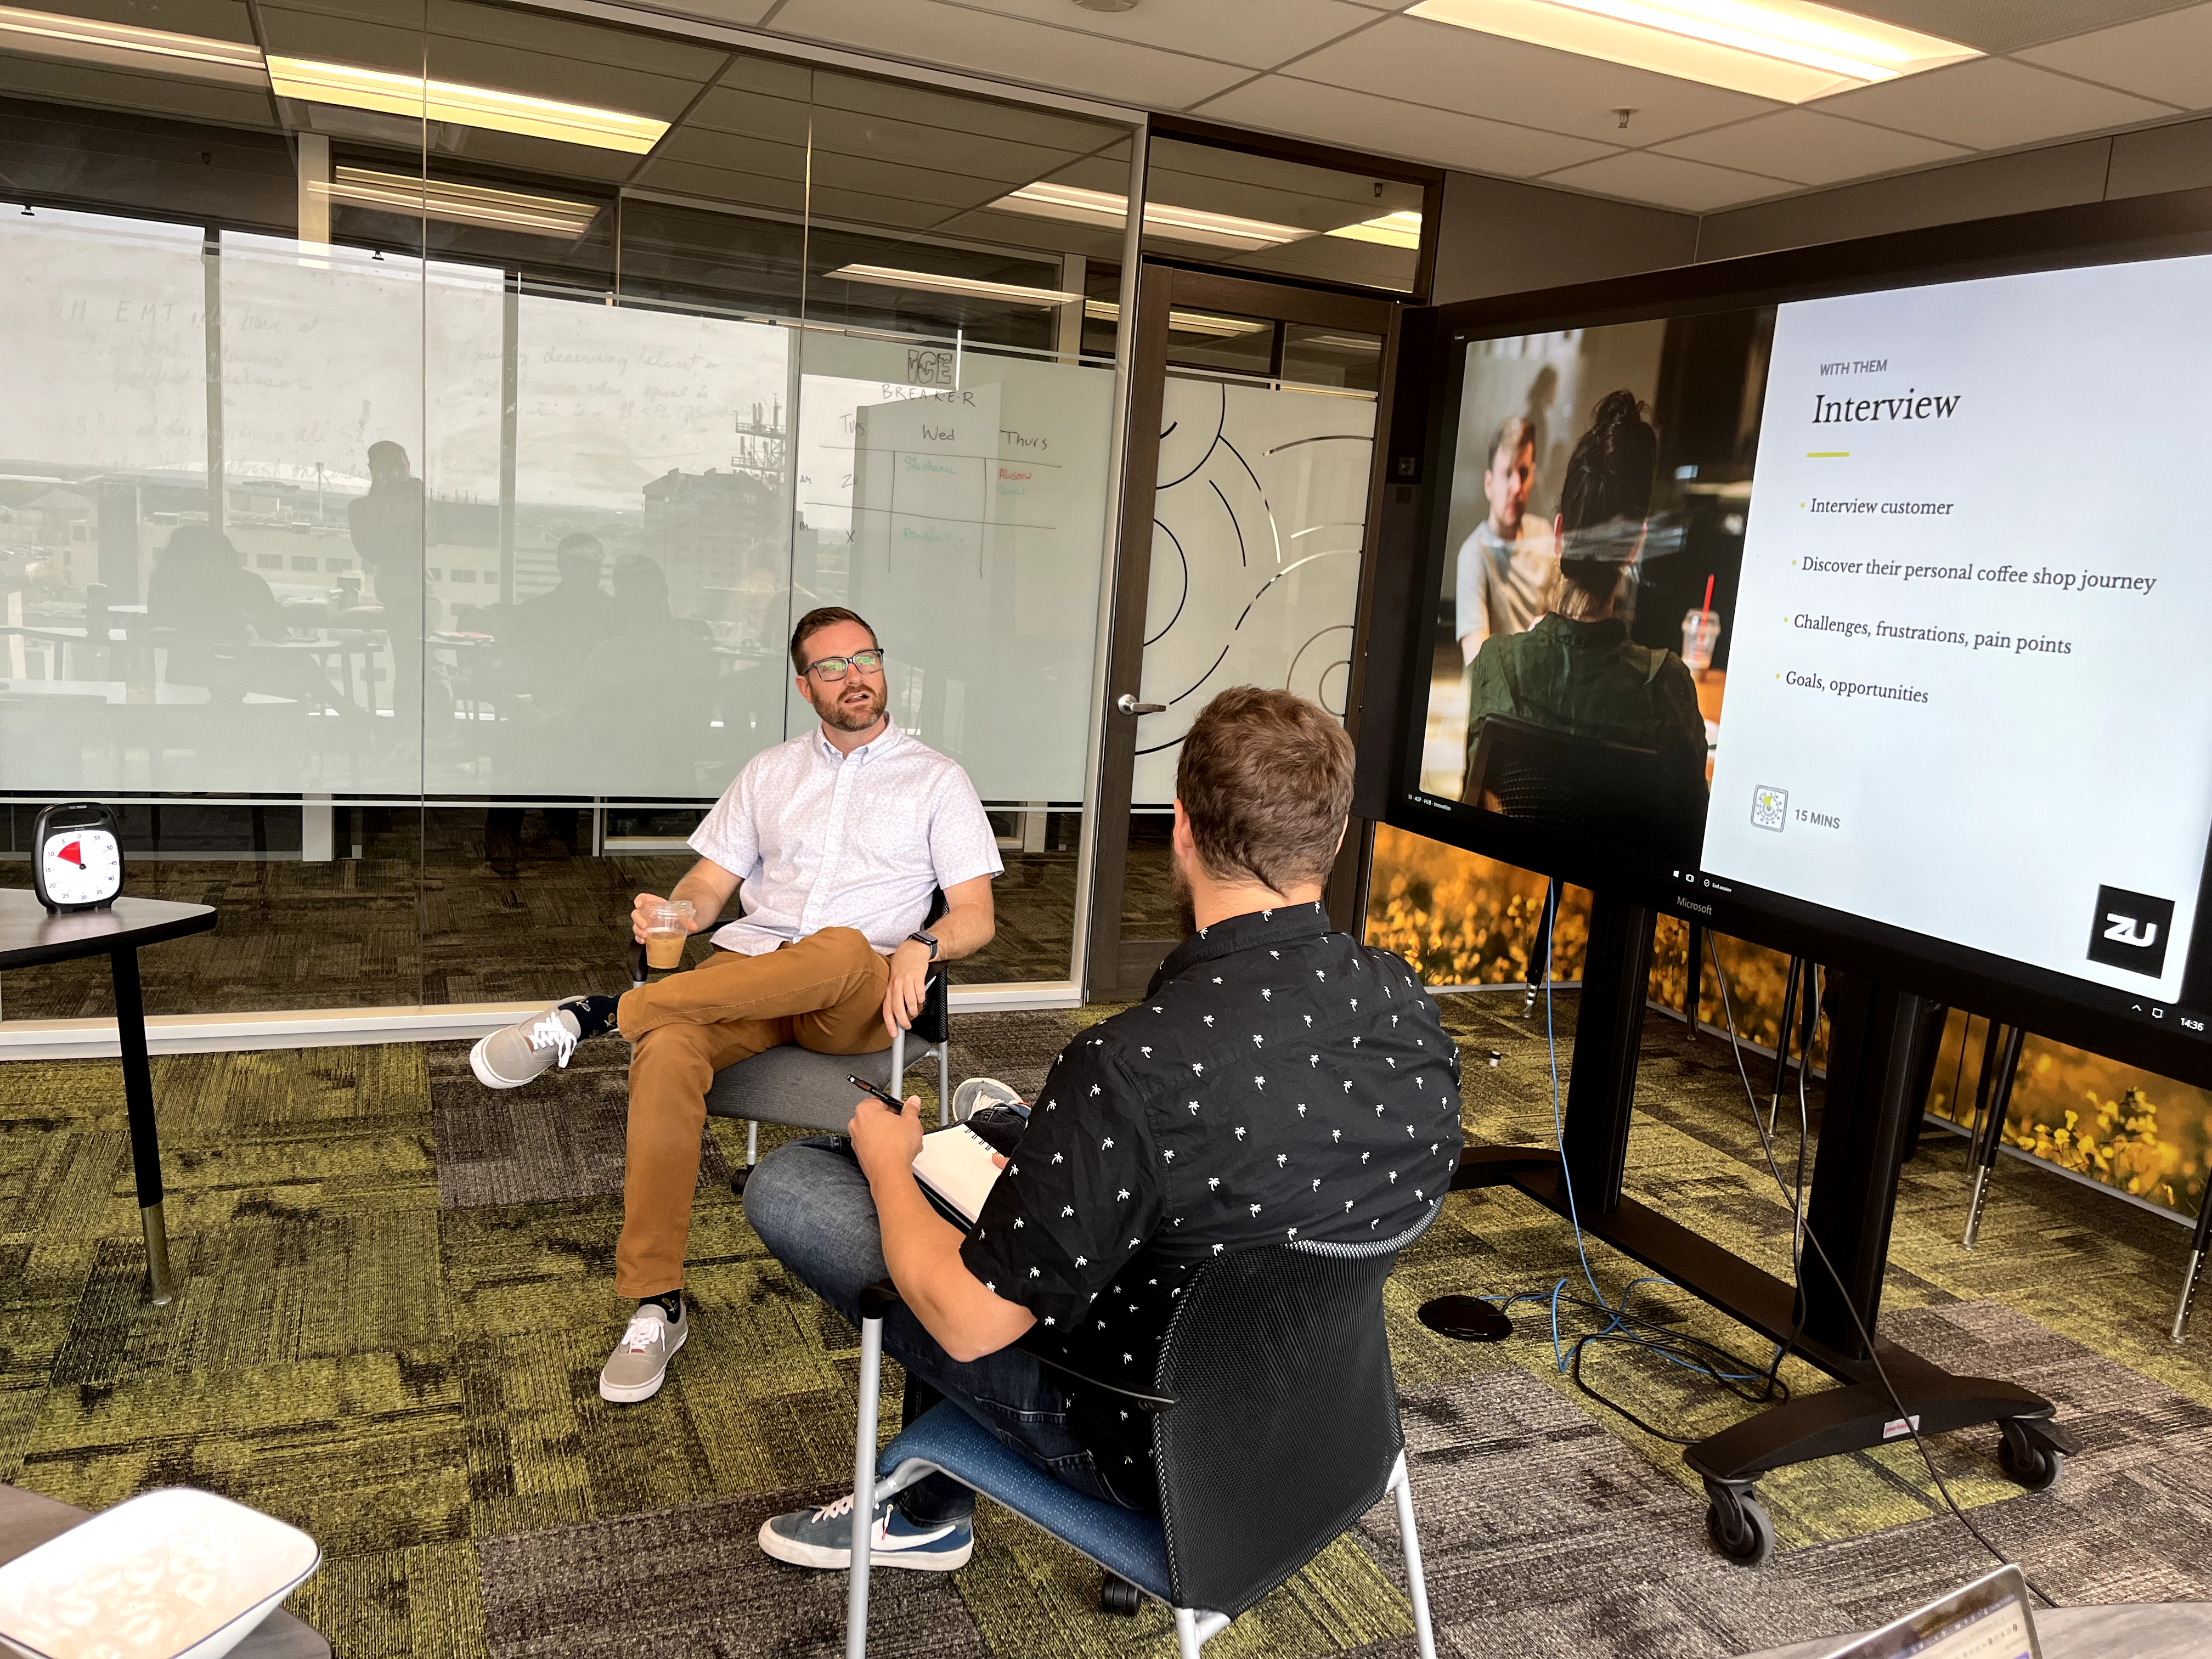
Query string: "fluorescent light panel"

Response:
xmin=0 ymin=4 xmax=266 ymax=84
xmin=1407 ymin=0 xmax=1976 ymax=103
xmin=1084 ymin=299 xmax=1268 ymax=338
xmin=829 ymin=264 xmax=1080 ymax=307
xmin=319 ymin=167 xmax=601 ymax=239
xmin=1326 ymin=210 xmax=1421 ymax=250
xmin=267 ymin=57 xmax=669 ymax=154
xmin=992 ymin=181 xmax=1313 ymax=252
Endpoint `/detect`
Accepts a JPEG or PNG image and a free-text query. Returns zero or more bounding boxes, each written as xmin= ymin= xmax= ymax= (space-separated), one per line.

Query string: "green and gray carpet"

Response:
xmin=4 ymin=993 xmax=2212 ymax=1657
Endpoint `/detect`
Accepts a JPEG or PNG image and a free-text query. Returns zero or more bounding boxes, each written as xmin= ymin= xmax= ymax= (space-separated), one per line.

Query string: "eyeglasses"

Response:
xmin=805 ymin=648 xmax=885 ymax=681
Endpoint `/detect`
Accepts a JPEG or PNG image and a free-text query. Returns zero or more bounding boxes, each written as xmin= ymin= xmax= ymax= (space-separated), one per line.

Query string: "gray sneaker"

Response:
xmin=599 ymin=1302 xmax=687 ymax=1403
xmin=471 ymin=1000 xmax=588 ymax=1089
xmin=758 ymin=1491 xmax=973 ymax=1572
xmin=950 ymin=1076 xmax=1024 ymax=1122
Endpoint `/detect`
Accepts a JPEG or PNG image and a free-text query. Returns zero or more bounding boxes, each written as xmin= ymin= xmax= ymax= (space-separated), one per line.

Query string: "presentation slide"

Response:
xmin=1704 ymin=257 xmax=2212 ymax=1009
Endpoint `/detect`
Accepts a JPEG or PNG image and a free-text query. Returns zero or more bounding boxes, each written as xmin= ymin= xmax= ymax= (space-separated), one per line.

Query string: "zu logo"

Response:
xmin=2104 ymin=915 xmax=2159 ymax=949
xmin=2086 ymin=885 xmax=2174 ymax=978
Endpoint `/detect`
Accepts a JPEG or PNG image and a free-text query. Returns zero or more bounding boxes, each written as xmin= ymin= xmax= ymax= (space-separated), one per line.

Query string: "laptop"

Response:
xmin=1820 ymin=1565 xmax=2041 ymax=1659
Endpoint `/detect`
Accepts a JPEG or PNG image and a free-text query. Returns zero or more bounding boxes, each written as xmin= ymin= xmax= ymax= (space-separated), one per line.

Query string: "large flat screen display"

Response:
xmin=1398 ymin=250 xmax=2212 ymax=1075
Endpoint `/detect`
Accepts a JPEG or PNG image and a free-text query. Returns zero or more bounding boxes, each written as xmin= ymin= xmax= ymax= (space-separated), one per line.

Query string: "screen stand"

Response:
xmin=1447 ymin=897 xmax=2073 ymax=1567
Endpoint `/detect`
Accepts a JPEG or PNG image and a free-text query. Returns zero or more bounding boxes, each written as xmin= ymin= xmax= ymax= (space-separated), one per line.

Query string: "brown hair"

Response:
xmin=789 ymin=605 xmax=878 ymax=675
xmin=1176 ymin=686 xmax=1355 ymax=892
xmin=1556 ymin=390 xmax=1658 ymax=607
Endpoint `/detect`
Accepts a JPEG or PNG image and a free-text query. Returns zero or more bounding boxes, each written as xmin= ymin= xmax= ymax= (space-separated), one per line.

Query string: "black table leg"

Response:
xmin=109 ymin=945 xmax=175 ymax=1306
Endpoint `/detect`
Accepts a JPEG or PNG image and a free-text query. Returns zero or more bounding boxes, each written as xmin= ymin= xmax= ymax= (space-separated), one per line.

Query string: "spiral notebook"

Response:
xmin=911 ymin=1124 xmax=1004 ymax=1226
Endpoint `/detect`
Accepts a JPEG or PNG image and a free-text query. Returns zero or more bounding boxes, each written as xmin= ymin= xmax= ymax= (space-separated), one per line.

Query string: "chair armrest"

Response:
xmin=628 ymin=937 xmax=647 ymax=988
xmin=913 ymin=961 xmax=951 ymax=1045
xmin=856 ymin=1280 xmax=1178 ymax=1413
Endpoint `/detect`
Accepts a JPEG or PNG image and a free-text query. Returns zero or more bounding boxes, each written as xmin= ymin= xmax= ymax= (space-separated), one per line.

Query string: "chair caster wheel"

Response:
xmin=1101 ymin=1572 xmax=1142 ymax=1616
xmin=1703 ymin=1479 xmax=1775 ymax=1567
xmin=1998 ymin=1421 xmax=2066 ymax=1492
xmin=730 ymin=1166 xmax=751 ymax=1196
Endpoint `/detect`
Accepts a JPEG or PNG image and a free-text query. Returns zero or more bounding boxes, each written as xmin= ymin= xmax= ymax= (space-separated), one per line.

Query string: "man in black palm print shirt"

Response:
xmin=746 ymin=687 xmax=1463 ymax=1573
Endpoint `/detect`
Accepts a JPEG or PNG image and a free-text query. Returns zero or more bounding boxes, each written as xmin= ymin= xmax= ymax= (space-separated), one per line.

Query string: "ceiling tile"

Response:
xmin=927 ymin=0 xmax=1380 ymax=73
xmin=0 ymin=54 xmax=278 ymax=126
xmin=1656 ymin=109 xmax=1970 ymax=185
xmin=32 ymin=1 xmax=259 ymax=44
xmin=1826 ymin=0 xmax=2199 ymax=55
xmin=1195 ymin=75 xmax=1616 ymax=177
xmin=1282 ymin=14 xmax=1780 ymax=147
xmin=2018 ymin=4 xmax=2212 ymax=111
xmin=1538 ymin=149 xmax=1791 ymax=211
xmin=629 ymin=154 xmax=805 ymax=212
xmin=644 ymin=0 xmax=777 ymax=23
xmin=763 ymin=0 xmax=1245 ymax=109
xmin=1815 ymin=57 xmax=2177 ymax=150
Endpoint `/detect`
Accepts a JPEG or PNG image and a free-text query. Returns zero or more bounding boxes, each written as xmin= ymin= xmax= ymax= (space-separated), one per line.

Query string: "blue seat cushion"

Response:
xmin=702 ymin=1042 xmax=924 ymax=1132
xmin=877 ymin=1404 xmax=1171 ymax=1602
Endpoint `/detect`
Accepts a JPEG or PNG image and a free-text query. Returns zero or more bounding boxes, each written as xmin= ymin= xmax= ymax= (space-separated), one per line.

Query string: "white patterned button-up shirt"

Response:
xmin=961 ymin=901 xmax=1463 ymax=1510
xmin=689 ymin=720 xmax=1002 ymax=956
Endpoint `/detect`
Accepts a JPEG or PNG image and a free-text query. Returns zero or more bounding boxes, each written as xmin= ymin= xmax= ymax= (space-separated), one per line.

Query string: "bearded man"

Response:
xmin=470 ymin=606 xmax=1001 ymax=1403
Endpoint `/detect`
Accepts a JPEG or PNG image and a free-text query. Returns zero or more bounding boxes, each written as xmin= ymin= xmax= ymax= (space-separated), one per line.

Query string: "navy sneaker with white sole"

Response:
xmin=758 ymin=1491 xmax=973 ymax=1572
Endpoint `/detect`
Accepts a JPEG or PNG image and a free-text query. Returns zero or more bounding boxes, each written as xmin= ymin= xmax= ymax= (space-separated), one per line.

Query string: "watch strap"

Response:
xmin=908 ymin=930 xmax=939 ymax=960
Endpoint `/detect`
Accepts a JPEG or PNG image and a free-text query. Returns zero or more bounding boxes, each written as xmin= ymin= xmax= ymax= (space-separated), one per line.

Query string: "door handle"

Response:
xmin=1115 ymin=693 xmax=1165 ymax=715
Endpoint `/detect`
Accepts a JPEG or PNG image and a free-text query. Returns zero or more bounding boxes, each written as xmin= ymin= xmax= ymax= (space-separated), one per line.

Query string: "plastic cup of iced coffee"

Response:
xmin=645 ymin=899 xmax=695 ymax=969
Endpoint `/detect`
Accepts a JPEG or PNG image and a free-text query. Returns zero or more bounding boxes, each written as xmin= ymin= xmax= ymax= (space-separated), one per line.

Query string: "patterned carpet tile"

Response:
xmin=475 ymin=1486 xmax=996 ymax=1659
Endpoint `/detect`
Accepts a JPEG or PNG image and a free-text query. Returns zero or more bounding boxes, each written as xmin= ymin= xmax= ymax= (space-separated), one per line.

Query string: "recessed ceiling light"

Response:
xmin=319 ymin=167 xmax=602 ymax=239
xmin=828 ymin=264 xmax=1082 ymax=307
xmin=1084 ymin=299 xmax=1268 ymax=337
xmin=1326 ymin=210 xmax=1421 ymax=250
xmin=1072 ymin=0 xmax=1139 ymax=10
xmin=1406 ymin=0 xmax=1977 ymax=103
xmin=991 ymin=180 xmax=1313 ymax=252
xmin=267 ymin=57 xmax=670 ymax=154
xmin=0 ymin=3 xmax=266 ymax=84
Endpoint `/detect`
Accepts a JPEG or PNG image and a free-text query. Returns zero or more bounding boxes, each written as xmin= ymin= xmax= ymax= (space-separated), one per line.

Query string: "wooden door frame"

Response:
xmin=1083 ymin=263 xmax=1402 ymax=997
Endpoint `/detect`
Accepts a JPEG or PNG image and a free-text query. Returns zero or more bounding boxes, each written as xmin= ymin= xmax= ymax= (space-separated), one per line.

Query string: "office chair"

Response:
xmin=842 ymin=1240 xmax=1441 ymax=1659
xmin=1466 ymin=712 xmax=1704 ymax=866
xmin=626 ymin=894 xmax=953 ymax=1194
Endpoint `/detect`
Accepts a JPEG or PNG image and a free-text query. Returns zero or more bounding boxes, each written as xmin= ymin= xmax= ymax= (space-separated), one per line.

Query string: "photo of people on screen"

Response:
xmin=1461 ymin=392 xmax=1707 ymax=862
xmin=1418 ymin=309 xmax=1773 ymax=867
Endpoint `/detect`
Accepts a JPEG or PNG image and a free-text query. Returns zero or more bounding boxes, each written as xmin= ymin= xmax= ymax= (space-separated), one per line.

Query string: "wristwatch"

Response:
xmin=907 ymin=929 xmax=939 ymax=960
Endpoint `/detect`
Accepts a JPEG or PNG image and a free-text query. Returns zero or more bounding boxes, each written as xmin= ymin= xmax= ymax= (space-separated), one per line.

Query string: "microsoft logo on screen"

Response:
xmin=1751 ymin=786 xmax=1788 ymax=833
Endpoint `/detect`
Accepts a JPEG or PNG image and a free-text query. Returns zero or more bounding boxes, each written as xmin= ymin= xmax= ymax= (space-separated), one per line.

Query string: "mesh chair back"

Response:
xmin=1152 ymin=1246 xmax=1403 ymax=1620
xmin=1467 ymin=713 xmax=1700 ymax=865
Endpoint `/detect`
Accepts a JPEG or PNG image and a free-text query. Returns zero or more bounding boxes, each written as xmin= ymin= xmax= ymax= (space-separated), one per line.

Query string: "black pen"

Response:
xmin=848 ymin=1075 xmax=907 ymax=1111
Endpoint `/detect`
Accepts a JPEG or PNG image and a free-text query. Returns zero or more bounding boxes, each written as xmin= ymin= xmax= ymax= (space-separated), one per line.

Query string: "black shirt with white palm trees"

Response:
xmin=961 ymin=901 xmax=1463 ymax=1511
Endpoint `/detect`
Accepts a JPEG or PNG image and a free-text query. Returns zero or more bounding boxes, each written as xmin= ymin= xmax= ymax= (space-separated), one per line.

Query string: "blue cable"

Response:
xmin=1466 ymin=887 xmax=1785 ymax=1397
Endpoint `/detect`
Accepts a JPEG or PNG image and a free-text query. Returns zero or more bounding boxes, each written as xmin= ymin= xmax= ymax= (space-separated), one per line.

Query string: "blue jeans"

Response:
xmin=743 ymin=1136 xmax=1132 ymax=1526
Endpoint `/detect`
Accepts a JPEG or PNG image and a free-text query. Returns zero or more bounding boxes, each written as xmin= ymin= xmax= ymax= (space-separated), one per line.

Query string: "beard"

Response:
xmin=811 ymin=680 xmax=885 ymax=732
xmin=1172 ymin=857 xmax=1197 ymax=939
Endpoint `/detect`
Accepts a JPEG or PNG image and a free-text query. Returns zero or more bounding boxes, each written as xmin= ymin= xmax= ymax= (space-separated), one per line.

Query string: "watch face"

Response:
xmin=42 ymin=827 xmax=122 ymax=906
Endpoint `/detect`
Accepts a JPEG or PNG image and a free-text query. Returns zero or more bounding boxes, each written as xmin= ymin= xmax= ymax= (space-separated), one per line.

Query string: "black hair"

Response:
xmin=1555 ymin=390 xmax=1657 ymax=606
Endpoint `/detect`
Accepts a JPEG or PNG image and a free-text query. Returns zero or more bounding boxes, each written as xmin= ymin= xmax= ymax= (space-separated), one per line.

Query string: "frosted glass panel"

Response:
xmin=0 ymin=207 xmax=206 ymax=481
xmin=1131 ymin=377 xmax=1375 ymax=804
xmin=456 ymin=296 xmax=796 ymax=799
xmin=793 ymin=331 xmax=1113 ymax=802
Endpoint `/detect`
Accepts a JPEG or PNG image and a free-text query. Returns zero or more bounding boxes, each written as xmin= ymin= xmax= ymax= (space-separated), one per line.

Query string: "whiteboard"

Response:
xmin=0 ymin=206 xmax=207 ymax=479
xmin=793 ymin=333 xmax=1114 ymax=802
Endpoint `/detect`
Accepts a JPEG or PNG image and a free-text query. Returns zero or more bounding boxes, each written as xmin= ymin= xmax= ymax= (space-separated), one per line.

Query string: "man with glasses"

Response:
xmin=470 ymin=606 xmax=1002 ymax=1403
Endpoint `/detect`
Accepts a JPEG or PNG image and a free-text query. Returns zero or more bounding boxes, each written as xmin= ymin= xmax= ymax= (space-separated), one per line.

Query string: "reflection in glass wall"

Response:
xmin=0 ymin=1 xmax=1136 ymax=1011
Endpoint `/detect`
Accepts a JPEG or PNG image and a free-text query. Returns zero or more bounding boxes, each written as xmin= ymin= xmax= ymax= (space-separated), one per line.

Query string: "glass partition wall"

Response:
xmin=0 ymin=1 xmax=1140 ymax=1025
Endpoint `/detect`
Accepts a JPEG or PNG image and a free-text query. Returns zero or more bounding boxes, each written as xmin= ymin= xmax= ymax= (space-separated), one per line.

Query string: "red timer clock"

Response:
xmin=31 ymin=802 xmax=126 ymax=912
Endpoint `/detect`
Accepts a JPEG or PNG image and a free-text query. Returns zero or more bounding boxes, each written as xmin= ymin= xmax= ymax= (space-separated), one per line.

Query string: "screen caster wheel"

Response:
xmin=1704 ymin=1481 xmax=1775 ymax=1567
xmin=1999 ymin=1423 xmax=2066 ymax=1492
xmin=1101 ymin=1573 xmax=1142 ymax=1616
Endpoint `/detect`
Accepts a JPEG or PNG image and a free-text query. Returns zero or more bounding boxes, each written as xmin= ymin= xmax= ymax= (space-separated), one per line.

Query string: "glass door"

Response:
xmin=1085 ymin=264 xmax=1397 ymax=995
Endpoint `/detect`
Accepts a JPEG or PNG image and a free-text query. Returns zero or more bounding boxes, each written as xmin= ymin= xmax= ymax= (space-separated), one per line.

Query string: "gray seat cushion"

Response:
xmin=703 ymin=1041 xmax=919 ymax=1133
